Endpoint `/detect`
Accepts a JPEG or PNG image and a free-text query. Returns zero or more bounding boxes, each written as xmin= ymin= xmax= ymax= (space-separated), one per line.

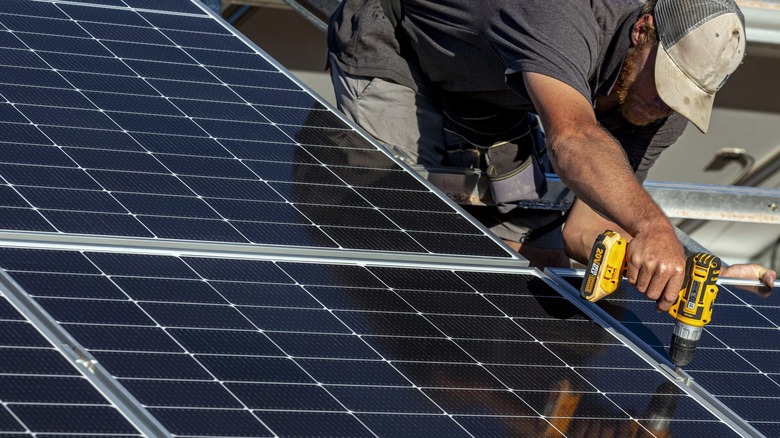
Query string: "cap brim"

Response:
xmin=655 ymin=43 xmax=714 ymax=133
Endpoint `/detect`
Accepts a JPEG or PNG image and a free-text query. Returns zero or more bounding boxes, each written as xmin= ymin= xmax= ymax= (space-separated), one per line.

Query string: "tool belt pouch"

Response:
xmin=441 ymin=101 xmax=548 ymax=213
xmin=484 ymin=141 xmax=547 ymax=214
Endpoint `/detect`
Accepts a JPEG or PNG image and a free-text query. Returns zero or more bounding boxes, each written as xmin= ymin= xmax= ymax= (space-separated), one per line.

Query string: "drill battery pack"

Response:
xmin=580 ymin=230 xmax=627 ymax=302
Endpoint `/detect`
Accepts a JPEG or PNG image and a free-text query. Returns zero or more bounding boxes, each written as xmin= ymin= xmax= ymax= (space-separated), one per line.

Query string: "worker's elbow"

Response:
xmin=561 ymin=222 xmax=588 ymax=265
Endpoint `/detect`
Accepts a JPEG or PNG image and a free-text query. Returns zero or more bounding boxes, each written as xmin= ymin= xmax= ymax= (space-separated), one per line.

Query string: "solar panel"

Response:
xmin=547 ymin=270 xmax=780 ymax=437
xmin=0 ymin=0 xmax=512 ymax=259
xmin=0 ymin=245 xmax=744 ymax=437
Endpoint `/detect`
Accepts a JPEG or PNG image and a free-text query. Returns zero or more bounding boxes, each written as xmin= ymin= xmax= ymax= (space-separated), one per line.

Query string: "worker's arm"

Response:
xmin=562 ymin=198 xmax=629 ymax=265
xmin=563 ymin=198 xmax=778 ymax=288
xmin=523 ymin=71 xmax=685 ymax=310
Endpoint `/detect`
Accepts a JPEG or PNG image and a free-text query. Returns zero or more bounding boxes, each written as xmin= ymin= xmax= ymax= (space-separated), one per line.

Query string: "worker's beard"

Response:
xmin=615 ymin=44 xmax=661 ymax=127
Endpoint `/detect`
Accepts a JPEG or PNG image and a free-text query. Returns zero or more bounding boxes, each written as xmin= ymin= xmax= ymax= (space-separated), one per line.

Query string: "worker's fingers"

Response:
xmin=630 ymin=258 xmax=670 ymax=303
xmin=721 ymin=263 xmax=777 ymax=288
xmin=631 ymin=263 xmax=654 ymax=298
xmin=647 ymin=265 xmax=669 ymax=302
xmin=656 ymin=268 xmax=684 ymax=312
xmin=763 ymin=270 xmax=777 ymax=287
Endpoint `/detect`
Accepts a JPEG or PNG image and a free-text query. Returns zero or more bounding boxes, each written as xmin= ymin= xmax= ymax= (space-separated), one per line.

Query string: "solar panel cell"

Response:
xmin=359 ymin=414 xmax=470 ymax=438
xmin=298 ymin=358 xmax=409 ymax=386
xmin=85 ymin=92 xmax=181 ymax=115
xmin=0 ymin=31 xmax=26 ymax=50
xmin=89 ymin=169 xmax=190 ymax=195
xmin=255 ymin=411 xmax=369 ymax=437
xmin=1 ymin=86 xmax=92 ymax=109
xmin=140 ymin=12 xmax=229 ymax=34
xmin=0 ymin=207 xmax=55 ymax=232
xmin=1 ymin=14 xmax=87 ymax=37
xmin=145 ymin=408 xmax=272 ymax=437
xmin=166 ymin=329 xmax=280 ymax=358
xmin=268 ymin=332 xmax=380 ymax=359
xmin=10 ymin=405 xmax=139 ymax=434
xmin=64 ymin=324 xmax=184 ymax=352
xmin=82 ymin=21 xmax=171 ymax=45
xmin=60 ymin=3 xmax=150 ymax=27
xmin=63 ymin=71 xmax=159 ymax=95
xmin=125 ymin=0 xmax=206 ymax=15
xmin=126 ymin=58 xmax=217 ymax=82
xmin=0 ymin=375 xmax=106 ymax=404
xmin=0 ymin=48 xmax=49 ymax=69
xmin=217 ymin=283 xmax=317 ymax=308
xmin=44 ymin=210 xmax=153 ymax=237
xmin=14 ymin=272 xmax=127 ymax=300
xmin=0 ymin=0 xmax=64 ymax=19
xmin=113 ymin=192 xmax=219 ymax=218
xmin=0 ymin=123 xmax=54 ymax=146
xmin=0 ymin=321 xmax=51 ymax=347
xmin=44 ymin=127 xmax=143 ymax=151
xmin=25 ymin=34 xmax=112 ymax=57
xmin=92 ymin=351 xmax=213 ymax=380
xmin=0 ymin=145 xmax=75 ymax=167
xmin=226 ymin=382 xmax=343 ymax=411
xmin=0 ymin=186 xmax=28 ymax=207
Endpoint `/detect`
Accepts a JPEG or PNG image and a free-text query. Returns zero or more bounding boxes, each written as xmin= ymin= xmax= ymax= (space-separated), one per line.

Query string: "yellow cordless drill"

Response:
xmin=580 ymin=230 xmax=721 ymax=368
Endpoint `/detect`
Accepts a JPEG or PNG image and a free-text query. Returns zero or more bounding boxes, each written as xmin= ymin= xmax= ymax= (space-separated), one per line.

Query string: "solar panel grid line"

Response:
xmin=545 ymin=268 xmax=773 ymax=437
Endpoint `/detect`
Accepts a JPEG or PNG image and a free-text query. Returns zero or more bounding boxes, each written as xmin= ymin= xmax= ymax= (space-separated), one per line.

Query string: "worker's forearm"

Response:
xmin=562 ymin=199 xmax=631 ymax=265
xmin=548 ymin=126 xmax=673 ymax=238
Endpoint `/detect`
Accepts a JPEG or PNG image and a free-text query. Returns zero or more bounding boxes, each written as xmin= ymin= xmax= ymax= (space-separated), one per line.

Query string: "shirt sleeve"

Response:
xmin=485 ymin=1 xmax=600 ymax=103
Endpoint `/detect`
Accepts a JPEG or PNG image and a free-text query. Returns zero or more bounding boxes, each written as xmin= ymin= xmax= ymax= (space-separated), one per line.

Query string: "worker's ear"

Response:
xmin=631 ymin=14 xmax=655 ymax=47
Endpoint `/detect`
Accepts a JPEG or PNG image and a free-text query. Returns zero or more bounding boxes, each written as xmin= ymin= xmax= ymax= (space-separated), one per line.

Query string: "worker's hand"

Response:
xmin=625 ymin=227 xmax=686 ymax=312
xmin=721 ymin=263 xmax=777 ymax=288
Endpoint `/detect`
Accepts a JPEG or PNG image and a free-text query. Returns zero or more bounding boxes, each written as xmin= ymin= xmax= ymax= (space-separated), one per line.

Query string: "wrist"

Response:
xmin=629 ymin=209 xmax=674 ymax=239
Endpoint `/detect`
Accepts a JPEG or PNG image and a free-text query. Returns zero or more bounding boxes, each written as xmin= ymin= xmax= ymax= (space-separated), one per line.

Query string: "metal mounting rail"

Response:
xmin=413 ymin=165 xmax=780 ymax=224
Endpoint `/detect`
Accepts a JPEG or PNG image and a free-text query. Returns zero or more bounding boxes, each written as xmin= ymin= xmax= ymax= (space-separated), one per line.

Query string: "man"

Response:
xmin=327 ymin=0 xmax=776 ymax=310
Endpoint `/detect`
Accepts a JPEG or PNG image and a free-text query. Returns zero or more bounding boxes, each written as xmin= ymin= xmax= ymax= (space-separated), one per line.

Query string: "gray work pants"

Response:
xmin=329 ymin=57 xmax=564 ymax=249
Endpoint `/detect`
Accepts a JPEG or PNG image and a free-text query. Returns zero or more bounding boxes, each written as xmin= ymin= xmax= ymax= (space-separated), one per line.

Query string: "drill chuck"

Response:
xmin=669 ymin=323 xmax=703 ymax=367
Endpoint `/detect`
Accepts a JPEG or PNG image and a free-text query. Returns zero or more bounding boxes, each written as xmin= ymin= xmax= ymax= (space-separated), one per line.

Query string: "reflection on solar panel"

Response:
xmin=548 ymin=271 xmax=780 ymax=437
xmin=0 ymin=0 xmax=769 ymax=436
